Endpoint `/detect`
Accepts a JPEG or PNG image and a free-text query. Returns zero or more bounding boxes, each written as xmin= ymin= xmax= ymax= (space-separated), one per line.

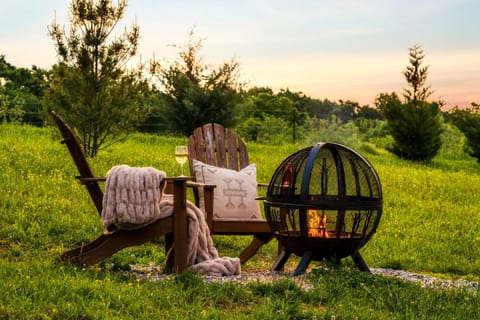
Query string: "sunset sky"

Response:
xmin=1 ymin=0 xmax=479 ymax=108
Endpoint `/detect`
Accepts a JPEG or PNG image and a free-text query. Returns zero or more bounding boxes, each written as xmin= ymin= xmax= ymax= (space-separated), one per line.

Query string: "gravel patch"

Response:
xmin=125 ymin=264 xmax=479 ymax=292
xmin=371 ymin=268 xmax=479 ymax=291
xmin=126 ymin=265 xmax=314 ymax=290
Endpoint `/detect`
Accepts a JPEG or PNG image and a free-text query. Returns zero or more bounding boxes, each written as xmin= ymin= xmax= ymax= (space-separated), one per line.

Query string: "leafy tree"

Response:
xmin=44 ymin=0 xmax=151 ymax=157
xmin=0 ymin=55 xmax=48 ymax=125
xmin=356 ymin=105 xmax=383 ymax=120
xmin=333 ymin=100 xmax=358 ymax=123
xmin=238 ymin=90 xmax=307 ymax=143
xmin=303 ymin=115 xmax=361 ymax=148
xmin=245 ymin=92 xmax=295 ymax=123
xmin=155 ymin=28 xmax=243 ymax=136
xmin=276 ymin=88 xmax=309 ymax=125
xmin=0 ymin=86 xmax=26 ymax=123
xmin=137 ymin=88 xmax=170 ymax=133
xmin=304 ymin=98 xmax=336 ymax=119
xmin=449 ymin=103 xmax=480 ymax=162
xmin=236 ymin=114 xmax=291 ymax=144
xmin=377 ymin=45 xmax=443 ymax=161
xmin=243 ymin=86 xmax=273 ymax=96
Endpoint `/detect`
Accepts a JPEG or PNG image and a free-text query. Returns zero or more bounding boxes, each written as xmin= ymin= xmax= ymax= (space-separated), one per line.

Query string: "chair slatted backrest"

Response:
xmin=51 ymin=111 xmax=104 ymax=215
xmin=188 ymin=123 xmax=249 ymax=174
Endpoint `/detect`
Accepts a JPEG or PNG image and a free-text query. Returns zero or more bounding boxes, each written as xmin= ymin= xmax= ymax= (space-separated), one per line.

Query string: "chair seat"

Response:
xmin=213 ymin=217 xmax=267 ymax=222
xmin=212 ymin=218 xmax=271 ymax=234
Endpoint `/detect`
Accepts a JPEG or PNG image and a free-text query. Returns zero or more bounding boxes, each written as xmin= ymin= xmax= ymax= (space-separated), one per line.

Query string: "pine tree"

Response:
xmin=44 ymin=0 xmax=150 ymax=157
xmin=377 ymin=45 xmax=443 ymax=161
xmin=155 ymin=28 xmax=242 ymax=135
xmin=402 ymin=45 xmax=433 ymax=103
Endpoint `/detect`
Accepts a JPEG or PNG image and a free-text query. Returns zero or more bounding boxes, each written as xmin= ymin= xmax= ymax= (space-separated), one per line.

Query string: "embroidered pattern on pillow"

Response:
xmin=193 ymin=159 xmax=261 ymax=219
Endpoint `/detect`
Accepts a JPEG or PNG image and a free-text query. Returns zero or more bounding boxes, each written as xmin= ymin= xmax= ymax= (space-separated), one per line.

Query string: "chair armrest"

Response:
xmin=186 ymin=181 xmax=216 ymax=232
xmin=165 ymin=176 xmax=191 ymax=194
xmin=257 ymin=182 xmax=268 ymax=199
xmin=166 ymin=177 xmax=216 ymax=232
xmin=186 ymin=181 xmax=216 ymax=189
xmin=76 ymin=176 xmax=107 ymax=184
xmin=165 ymin=177 xmax=215 ymax=192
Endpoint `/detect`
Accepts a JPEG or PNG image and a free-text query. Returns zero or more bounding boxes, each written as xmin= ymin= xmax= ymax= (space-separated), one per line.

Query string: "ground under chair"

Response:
xmin=188 ymin=123 xmax=275 ymax=264
xmin=51 ymin=111 xmax=190 ymax=273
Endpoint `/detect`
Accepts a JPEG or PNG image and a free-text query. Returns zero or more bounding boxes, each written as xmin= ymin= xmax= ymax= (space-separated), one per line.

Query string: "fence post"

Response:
xmin=293 ymin=109 xmax=296 ymax=143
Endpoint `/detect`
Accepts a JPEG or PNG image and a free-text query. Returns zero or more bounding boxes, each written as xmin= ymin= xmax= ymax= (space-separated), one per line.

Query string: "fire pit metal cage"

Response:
xmin=263 ymin=142 xmax=382 ymax=275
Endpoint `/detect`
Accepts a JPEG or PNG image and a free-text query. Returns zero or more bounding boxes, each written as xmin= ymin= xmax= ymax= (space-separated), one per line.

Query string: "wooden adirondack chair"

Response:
xmin=51 ymin=111 xmax=189 ymax=273
xmin=188 ymin=123 xmax=275 ymax=264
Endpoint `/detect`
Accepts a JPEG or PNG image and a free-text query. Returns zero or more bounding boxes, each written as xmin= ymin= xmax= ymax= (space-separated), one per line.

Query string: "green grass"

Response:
xmin=1 ymin=123 xmax=480 ymax=319
xmin=365 ymin=155 xmax=480 ymax=275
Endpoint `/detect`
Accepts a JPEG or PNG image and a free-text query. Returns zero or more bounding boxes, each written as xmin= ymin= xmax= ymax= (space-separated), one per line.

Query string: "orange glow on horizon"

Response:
xmin=242 ymin=51 xmax=480 ymax=109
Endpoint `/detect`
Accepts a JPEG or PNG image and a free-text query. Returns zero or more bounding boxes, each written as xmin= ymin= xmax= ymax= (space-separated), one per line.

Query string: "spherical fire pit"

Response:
xmin=263 ymin=142 xmax=382 ymax=275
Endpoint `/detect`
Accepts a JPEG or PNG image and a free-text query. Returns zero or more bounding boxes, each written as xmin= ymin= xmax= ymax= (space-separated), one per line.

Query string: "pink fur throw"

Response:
xmin=101 ymin=165 xmax=241 ymax=276
xmin=101 ymin=165 xmax=167 ymax=227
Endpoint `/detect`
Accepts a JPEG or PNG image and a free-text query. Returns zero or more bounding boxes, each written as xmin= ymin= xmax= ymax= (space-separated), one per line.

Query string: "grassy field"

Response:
xmin=1 ymin=123 xmax=480 ymax=319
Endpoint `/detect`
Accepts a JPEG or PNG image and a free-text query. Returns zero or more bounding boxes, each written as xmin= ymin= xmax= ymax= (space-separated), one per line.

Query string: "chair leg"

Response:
xmin=271 ymin=249 xmax=291 ymax=272
xmin=162 ymin=233 xmax=176 ymax=273
xmin=162 ymin=243 xmax=175 ymax=273
xmin=238 ymin=233 xmax=274 ymax=264
xmin=62 ymin=231 xmax=155 ymax=266
xmin=61 ymin=234 xmax=110 ymax=262
xmin=61 ymin=217 xmax=174 ymax=266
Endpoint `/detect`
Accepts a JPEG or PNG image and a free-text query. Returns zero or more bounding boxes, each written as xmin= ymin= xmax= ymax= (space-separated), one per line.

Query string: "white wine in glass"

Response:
xmin=175 ymin=146 xmax=188 ymax=176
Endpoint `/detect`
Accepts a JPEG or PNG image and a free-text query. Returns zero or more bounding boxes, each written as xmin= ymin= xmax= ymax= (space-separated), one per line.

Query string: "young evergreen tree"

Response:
xmin=155 ymin=28 xmax=243 ymax=136
xmin=44 ymin=0 xmax=150 ymax=157
xmin=403 ymin=45 xmax=433 ymax=103
xmin=377 ymin=45 xmax=443 ymax=161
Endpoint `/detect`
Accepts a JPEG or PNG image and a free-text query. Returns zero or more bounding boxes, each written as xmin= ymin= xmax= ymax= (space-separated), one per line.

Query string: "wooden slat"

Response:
xmin=202 ymin=123 xmax=216 ymax=166
xmin=193 ymin=127 xmax=206 ymax=162
xmin=225 ymin=129 xmax=239 ymax=170
xmin=187 ymin=137 xmax=196 ymax=177
xmin=213 ymin=123 xmax=226 ymax=167
xmin=52 ymin=111 xmax=104 ymax=215
xmin=236 ymin=134 xmax=249 ymax=169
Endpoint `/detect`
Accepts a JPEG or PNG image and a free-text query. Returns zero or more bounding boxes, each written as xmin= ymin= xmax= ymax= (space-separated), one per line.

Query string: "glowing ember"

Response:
xmin=308 ymin=210 xmax=329 ymax=238
xmin=281 ymin=163 xmax=293 ymax=187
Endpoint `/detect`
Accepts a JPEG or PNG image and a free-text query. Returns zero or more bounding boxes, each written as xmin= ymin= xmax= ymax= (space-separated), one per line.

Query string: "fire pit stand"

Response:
xmin=262 ymin=142 xmax=383 ymax=276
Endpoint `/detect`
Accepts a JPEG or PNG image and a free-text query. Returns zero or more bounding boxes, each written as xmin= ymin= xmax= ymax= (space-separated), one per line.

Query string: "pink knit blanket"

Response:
xmin=101 ymin=165 xmax=240 ymax=276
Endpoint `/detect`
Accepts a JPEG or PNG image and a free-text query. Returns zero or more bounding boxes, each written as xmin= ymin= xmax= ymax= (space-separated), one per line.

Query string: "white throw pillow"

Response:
xmin=192 ymin=159 xmax=261 ymax=220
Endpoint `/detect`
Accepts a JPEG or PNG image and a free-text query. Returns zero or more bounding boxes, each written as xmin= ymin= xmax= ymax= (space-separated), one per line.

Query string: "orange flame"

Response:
xmin=308 ymin=210 xmax=329 ymax=238
xmin=282 ymin=163 xmax=293 ymax=187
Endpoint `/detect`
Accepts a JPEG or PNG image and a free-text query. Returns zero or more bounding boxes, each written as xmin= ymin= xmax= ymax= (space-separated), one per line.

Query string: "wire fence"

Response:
xmin=6 ymin=109 xmax=474 ymax=161
xmin=15 ymin=108 xmax=356 ymax=139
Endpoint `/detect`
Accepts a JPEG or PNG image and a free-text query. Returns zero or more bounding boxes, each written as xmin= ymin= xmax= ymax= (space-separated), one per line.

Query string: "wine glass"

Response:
xmin=175 ymin=146 xmax=188 ymax=176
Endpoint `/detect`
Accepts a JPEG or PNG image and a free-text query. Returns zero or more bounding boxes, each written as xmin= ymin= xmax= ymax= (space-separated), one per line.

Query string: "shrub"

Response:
xmin=448 ymin=103 xmax=480 ymax=163
xmin=376 ymin=93 xmax=443 ymax=161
